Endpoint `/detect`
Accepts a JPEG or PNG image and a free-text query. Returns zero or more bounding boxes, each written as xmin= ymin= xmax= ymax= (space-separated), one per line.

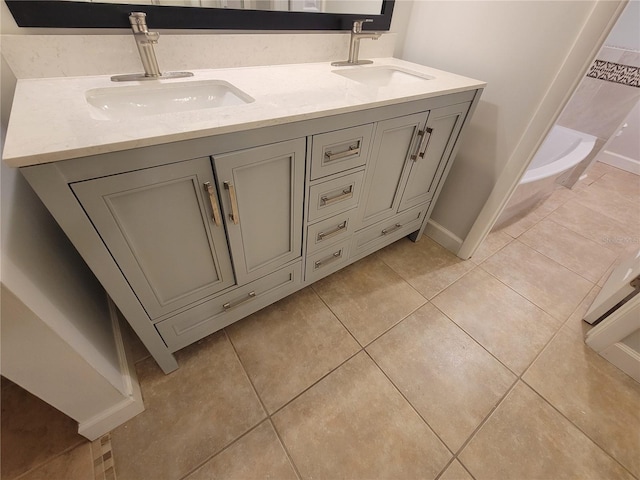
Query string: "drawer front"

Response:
xmin=308 ymin=170 xmax=364 ymax=223
xmin=351 ymin=204 xmax=429 ymax=262
xmin=157 ymin=262 xmax=303 ymax=352
xmin=305 ymin=240 xmax=351 ymax=283
xmin=306 ymin=210 xmax=355 ymax=255
xmin=310 ymin=124 xmax=374 ymax=180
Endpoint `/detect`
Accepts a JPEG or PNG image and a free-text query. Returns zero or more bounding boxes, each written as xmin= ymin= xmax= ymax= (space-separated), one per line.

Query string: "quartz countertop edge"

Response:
xmin=2 ymin=58 xmax=486 ymax=168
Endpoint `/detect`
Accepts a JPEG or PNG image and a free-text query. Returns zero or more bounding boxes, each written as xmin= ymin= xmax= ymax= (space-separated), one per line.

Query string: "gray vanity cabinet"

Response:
xmin=358 ymin=103 xmax=472 ymax=230
xmin=213 ymin=138 xmax=306 ymax=286
xmin=398 ymin=102 xmax=471 ymax=212
xmin=71 ymin=158 xmax=236 ymax=319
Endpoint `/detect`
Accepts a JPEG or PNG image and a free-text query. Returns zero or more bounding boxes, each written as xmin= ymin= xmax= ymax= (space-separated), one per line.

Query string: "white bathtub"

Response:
xmin=496 ymin=125 xmax=596 ymax=229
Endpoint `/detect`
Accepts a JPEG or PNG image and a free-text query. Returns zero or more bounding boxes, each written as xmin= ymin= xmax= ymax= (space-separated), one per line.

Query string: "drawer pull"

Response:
xmin=317 ymin=221 xmax=347 ymax=241
xmin=203 ymin=182 xmax=222 ymax=227
xmin=223 ymin=291 xmax=256 ymax=311
xmin=224 ymin=181 xmax=240 ymax=225
xmin=325 ymin=143 xmax=360 ymax=163
xmin=411 ymin=127 xmax=433 ymax=162
xmin=320 ymin=186 xmax=353 ymax=206
xmin=382 ymin=223 xmax=403 ymax=235
xmin=314 ymin=250 xmax=343 ymax=269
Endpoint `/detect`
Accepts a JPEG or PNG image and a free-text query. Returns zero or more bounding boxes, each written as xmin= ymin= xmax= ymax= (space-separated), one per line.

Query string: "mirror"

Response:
xmin=5 ymin=0 xmax=395 ymax=31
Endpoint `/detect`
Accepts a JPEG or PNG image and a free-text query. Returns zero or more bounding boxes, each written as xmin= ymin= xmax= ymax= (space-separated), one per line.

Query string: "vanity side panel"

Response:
xmin=20 ymin=164 xmax=178 ymax=373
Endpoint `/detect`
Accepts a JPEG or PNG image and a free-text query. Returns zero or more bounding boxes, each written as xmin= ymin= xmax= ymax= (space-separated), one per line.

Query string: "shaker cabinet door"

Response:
xmin=71 ymin=158 xmax=236 ymax=320
xmin=357 ymin=112 xmax=427 ymax=229
xmin=214 ymin=138 xmax=305 ymax=286
xmin=399 ymin=102 xmax=471 ymax=212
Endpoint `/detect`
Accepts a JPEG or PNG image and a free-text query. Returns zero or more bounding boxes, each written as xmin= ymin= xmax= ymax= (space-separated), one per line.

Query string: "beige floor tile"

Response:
xmin=432 ymin=268 xmax=559 ymax=374
xmin=376 ymin=236 xmax=475 ymax=299
xmin=185 ymin=421 xmax=297 ymax=480
xmin=367 ymin=303 xmax=515 ymax=452
xmin=481 ymin=241 xmax=594 ymax=321
xmin=575 ymin=181 xmax=640 ymax=230
xmin=594 ymin=171 xmax=640 ymax=203
xmin=496 ymin=186 xmax=576 ymax=238
xmin=226 ymin=287 xmax=360 ymax=413
xmin=17 ymin=443 xmax=94 ymax=480
xmin=459 ymin=382 xmax=634 ymax=480
xmin=111 ymin=332 xmax=266 ymax=480
xmin=519 ymin=218 xmax=618 ymax=283
xmin=584 ymin=161 xmax=625 ymax=184
xmin=523 ymin=331 xmax=640 ymax=477
xmin=1 ymin=381 xmax=85 ymax=480
xmin=312 ymin=255 xmax=426 ymax=345
xmin=562 ymin=284 xmax=601 ymax=340
xmin=469 ymin=230 xmax=512 ymax=264
xmin=272 ymin=352 xmax=451 ymax=480
xmin=549 ymin=199 xmax=638 ymax=254
xmin=439 ymin=460 xmax=473 ymax=480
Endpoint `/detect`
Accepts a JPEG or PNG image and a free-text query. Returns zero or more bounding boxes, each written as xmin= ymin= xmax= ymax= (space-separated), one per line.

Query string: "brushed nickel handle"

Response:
xmin=417 ymin=127 xmax=434 ymax=160
xmin=317 ymin=221 xmax=347 ymax=241
xmin=325 ymin=143 xmax=360 ymax=163
xmin=224 ymin=181 xmax=240 ymax=225
xmin=320 ymin=186 xmax=353 ymax=206
xmin=314 ymin=250 xmax=343 ymax=269
xmin=382 ymin=223 xmax=402 ymax=235
xmin=223 ymin=291 xmax=256 ymax=311
xmin=203 ymin=182 xmax=222 ymax=227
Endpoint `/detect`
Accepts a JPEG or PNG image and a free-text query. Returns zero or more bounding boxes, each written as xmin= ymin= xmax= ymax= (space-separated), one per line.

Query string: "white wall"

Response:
xmin=400 ymin=0 xmax=623 ymax=244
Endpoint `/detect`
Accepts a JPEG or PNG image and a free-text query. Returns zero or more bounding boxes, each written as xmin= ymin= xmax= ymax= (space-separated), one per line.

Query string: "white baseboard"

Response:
xmin=78 ymin=298 xmax=144 ymax=440
xmin=596 ymin=150 xmax=640 ymax=175
xmin=424 ymin=219 xmax=464 ymax=255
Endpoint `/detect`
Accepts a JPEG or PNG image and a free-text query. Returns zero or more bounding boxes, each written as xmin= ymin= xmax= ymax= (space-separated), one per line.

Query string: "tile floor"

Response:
xmin=3 ymin=161 xmax=639 ymax=480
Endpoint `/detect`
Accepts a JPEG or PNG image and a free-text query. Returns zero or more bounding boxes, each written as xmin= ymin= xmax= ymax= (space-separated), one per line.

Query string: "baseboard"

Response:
xmin=78 ymin=297 xmax=144 ymax=441
xmin=424 ymin=219 xmax=464 ymax=255
xmin=596 ymin=150 xmax=640 ymax=175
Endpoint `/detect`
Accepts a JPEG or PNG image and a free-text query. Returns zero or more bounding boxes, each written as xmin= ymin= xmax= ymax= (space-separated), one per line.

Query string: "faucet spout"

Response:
xmin=331 ymin=19 xmax=382 ymax=67
xmin=129 ymin=12 xmax=161 ymax=78
xmin=111 ymin=12 xmax=194 ymax=82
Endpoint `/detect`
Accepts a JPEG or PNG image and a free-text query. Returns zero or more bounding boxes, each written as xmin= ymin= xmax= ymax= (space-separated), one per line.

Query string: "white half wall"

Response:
xmin=400 ymin=0 xmax=626 ymax=254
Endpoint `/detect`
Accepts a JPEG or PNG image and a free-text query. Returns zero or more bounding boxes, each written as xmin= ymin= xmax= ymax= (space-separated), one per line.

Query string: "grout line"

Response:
xmin=361 ymin=349 xmax=455 ymax=457
xmin=268 ymin=418 xmax=303 ymax=480
xmin=11 ymin=439 xmax=90 ymax=480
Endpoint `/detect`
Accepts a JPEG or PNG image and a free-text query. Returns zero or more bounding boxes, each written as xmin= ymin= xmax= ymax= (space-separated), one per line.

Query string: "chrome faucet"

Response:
xmin=111 ymin=12 xmax=193 ymax=82
xmin=331 ymin=19 xmax=381 ymax=67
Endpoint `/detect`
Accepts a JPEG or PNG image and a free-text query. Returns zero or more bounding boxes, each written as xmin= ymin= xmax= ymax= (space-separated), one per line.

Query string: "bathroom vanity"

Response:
xmin=3 ymin=59 xmax=484 ymax=373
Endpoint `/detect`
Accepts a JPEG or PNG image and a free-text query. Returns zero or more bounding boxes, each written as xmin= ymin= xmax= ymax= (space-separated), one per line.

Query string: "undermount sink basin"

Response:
xmin=332 ymin=66 xmax=434 ymax=87
xmin=86 ymin=79 xmax=254 ymax=120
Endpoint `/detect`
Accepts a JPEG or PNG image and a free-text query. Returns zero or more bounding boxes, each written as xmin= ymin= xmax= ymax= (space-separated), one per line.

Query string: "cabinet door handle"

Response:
xmin=317 ymin=221 xmax=347 ymax=241
xmin=325 ymin=143 xmax=360 ymax=163
xmin=314 ymin=249 xmax=343 ymax=269
xmin=223 ymin=291 xmax=256 ymax=311
xmin=203 ymin=182 xmax=222 ymax=227
xmin=381 ymin=223 xmax=403 ymax=235
xmin=410 ymin=127 xmax=433 ymax=162
xmin=223 ymin=181 xmax=240 ymax=225
xmin=320 ymin=185 xmax=353 ymax=206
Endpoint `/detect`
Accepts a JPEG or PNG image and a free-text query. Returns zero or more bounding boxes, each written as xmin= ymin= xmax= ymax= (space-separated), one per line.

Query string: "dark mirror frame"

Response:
xmin=5 ymin=0 xmax=395 ymax=31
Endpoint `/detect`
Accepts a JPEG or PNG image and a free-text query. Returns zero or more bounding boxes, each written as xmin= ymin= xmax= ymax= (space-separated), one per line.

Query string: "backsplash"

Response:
xmin=0 ymin=32 xmax=396 ymax=79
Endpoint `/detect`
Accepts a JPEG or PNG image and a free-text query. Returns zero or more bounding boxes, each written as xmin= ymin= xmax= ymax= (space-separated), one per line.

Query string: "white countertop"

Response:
xmin=2 ymin=58 xmax=485 ymax=168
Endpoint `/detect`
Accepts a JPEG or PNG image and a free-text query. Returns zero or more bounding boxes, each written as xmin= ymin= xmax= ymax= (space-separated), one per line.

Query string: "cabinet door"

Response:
xmin=399 ymin=102 xmax=471 ymax=212
xmin=71 ymin=158 xmax=236 ymax=319
xmin=357 ymin=112 xmax=427 ymax=229
xmin=214 ymin=139 xmax=305 ymax=286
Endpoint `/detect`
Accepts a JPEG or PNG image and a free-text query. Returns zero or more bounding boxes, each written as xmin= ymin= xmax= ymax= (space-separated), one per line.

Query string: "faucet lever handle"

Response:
xmin=352 ymin=18 xmax=373 ymax=33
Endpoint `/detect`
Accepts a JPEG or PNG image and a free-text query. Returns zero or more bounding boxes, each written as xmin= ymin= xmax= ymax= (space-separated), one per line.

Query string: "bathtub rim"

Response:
xmin=522 ymin=125 xmax=597 ymax=184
